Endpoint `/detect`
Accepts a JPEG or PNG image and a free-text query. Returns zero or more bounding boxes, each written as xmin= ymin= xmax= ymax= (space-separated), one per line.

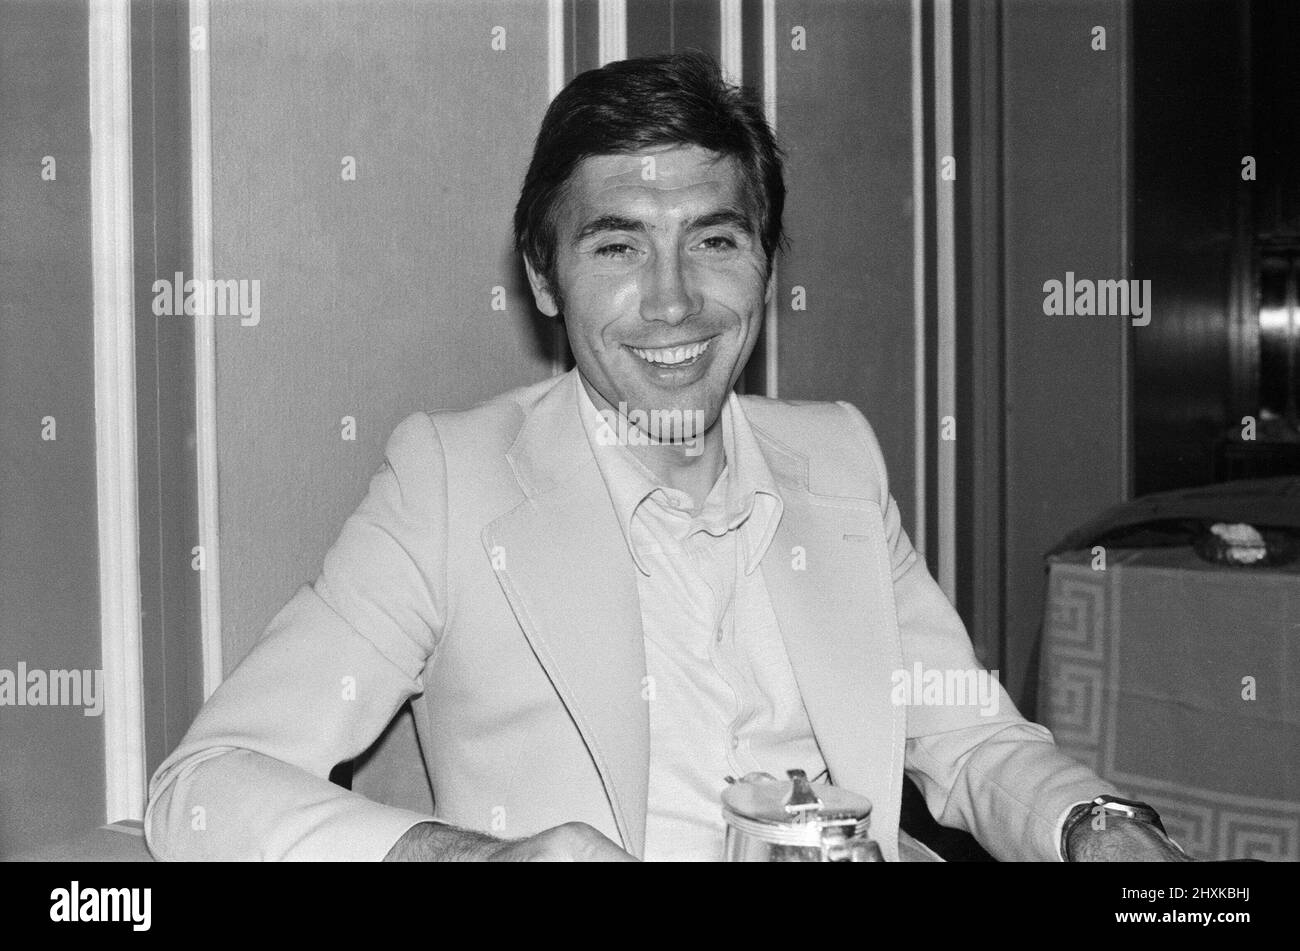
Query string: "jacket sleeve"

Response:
xmin=144 ymin=412 xmax=449 ymax=861
xmin=837 ymin=401 xmax=1119 ymax=861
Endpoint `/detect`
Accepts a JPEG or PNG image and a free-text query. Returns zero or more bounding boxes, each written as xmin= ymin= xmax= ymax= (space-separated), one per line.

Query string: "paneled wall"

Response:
xmin=999 ymin=0 xmax=1130 ymax=705
xmin=773 ymin=0 xmax=918 ymax=532
xmin=210 ymin=1 xmax=558 ymax=667
xmin=0 ymin=0 xmax=105 ymax=856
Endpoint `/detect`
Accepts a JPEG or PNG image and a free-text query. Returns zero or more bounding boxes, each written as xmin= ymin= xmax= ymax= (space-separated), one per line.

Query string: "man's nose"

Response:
xmin=639 ymin=251 xmax=701 ymax=326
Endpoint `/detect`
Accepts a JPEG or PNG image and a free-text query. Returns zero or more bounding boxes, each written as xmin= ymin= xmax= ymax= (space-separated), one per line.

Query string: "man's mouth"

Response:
xmin=628 ymin=338 xmax=712 ymax=368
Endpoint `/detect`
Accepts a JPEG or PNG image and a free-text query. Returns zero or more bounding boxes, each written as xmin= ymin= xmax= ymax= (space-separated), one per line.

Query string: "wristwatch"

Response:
xmin=1061 ymin=795 xmax=1167 ymax=861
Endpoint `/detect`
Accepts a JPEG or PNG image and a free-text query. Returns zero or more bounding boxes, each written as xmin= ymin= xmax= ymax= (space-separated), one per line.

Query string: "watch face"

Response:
xmin=1097 ymin=796 xmax=1145 ymax=808
xmin=1094 ymin=797 xmax=1165 ymax=831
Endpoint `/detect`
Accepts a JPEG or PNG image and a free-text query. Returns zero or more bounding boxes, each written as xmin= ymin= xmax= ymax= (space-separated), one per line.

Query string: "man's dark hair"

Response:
xmin=514 ymin=50 xmax=785 ymax=307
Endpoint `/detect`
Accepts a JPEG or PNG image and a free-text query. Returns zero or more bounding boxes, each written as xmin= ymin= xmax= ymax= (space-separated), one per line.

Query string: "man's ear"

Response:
xmin=763 ymin=265 xmax=776 ymax=305
xmin=524 ymin=257 xmax=560 ymax=317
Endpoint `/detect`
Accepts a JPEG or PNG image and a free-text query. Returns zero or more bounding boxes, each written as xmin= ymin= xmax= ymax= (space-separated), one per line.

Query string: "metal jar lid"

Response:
xmin=721 ymin=769 xmax=873 ymax=847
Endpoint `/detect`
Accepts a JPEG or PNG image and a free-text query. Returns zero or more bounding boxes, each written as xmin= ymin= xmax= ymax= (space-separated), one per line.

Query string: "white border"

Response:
xmin=597 ymin=0 xmax=626 ymax=65
xmin=190 ymin=0 xmax=224 ymax=697
xmin=910 ymin=0 xmax=927 ymax=556
xmin=934 ymin=0 xmax=956 ymax=601
xmin=89 ymin=0 xmax=146 ymax=823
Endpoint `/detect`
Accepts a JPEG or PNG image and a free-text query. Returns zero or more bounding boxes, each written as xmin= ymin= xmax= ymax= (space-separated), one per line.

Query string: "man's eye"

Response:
xmin=699 ymin=235 xmax=738 ymax=251
xmin=594 ymin=243 xmax=636 ymax=258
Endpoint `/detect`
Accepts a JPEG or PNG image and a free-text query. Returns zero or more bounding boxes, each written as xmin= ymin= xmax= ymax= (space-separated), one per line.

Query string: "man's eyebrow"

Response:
xmin=572 ymin=208 xmax=756 ymax=244
xmin=572 ymin=215 xmax=647 ymax=244
xmin=685 ymin=208 xmax=755 ymax=232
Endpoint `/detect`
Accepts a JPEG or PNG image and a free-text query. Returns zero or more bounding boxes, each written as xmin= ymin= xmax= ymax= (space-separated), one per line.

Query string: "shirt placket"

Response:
xmin=692 ymin=521 xmax=757 ymax=778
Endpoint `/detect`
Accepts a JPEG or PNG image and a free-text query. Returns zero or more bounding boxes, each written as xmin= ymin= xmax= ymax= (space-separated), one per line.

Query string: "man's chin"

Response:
xmin=598 ymin=389 xmax=721 ymax=453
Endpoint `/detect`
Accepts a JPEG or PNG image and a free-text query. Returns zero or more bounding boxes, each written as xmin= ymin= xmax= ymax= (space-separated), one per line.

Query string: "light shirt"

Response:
xmin=576 ymin=375 xmax=829 ymax=861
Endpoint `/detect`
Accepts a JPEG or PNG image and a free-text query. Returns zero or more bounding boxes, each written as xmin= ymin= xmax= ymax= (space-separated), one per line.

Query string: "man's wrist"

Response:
xmin=1056 ymin=800 xmax=1093 ymax=861
xmin=1061 ymin=795 xmax=1186 ymax=862
xmin=383 ymin=821 xmax=504 ymax=861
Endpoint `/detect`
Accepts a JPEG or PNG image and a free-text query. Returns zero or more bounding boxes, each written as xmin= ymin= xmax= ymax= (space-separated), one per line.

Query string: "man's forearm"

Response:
xmin=383 ymin=821 xmax=502 ymax=861
xmin=146 ymin=746 xmax=436 ymax=861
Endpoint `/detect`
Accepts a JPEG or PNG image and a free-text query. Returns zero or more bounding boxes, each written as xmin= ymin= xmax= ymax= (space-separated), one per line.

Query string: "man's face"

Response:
xmin=527 ymin=144 xmax=772 ymax=439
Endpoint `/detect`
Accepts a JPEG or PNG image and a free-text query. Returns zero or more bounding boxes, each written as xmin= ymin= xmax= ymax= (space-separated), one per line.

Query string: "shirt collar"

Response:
xmin=575 ymin=372 xmax=783 ymax=577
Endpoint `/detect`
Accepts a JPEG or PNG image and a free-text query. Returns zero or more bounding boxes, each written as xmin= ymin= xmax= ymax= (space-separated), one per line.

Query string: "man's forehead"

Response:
xmin=569 ymin=145 xmax=744 ymax=201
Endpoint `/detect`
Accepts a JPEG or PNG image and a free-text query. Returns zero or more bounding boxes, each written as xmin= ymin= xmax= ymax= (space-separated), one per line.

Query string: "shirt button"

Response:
xmin=730 ymin=735 xmax=740 ymax=750
xmin=715 ymin=626 xmax=724 ymax=643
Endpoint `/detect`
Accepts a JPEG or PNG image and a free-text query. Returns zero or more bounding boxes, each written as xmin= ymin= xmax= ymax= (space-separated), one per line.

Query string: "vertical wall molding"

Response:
xmin=910 ymin=0 xmax=927 ymax=556
xmin=1117 ymin=0 xmax=1133 ymax=499
xmin=761 ymin=0 xmax=778 ymax=397
xmin=957 ymin=0 xmax=1008 ymax=670
xmin=89 ymin=0 xmax=146 ymax=823
xmin=598 ymin=0 xmax=626 ymax=64
xmin=934 ymin=0 xmax=956 ymax=600
xmin=548 ymin=0 xmax=566 ymax=97
xmin=720 ymin=0 xmax=743 ymax=82
xmin=189 ymin=0 xmax=223 ymax=696
xmin=548 ymin=0 xmax=569 ymax=377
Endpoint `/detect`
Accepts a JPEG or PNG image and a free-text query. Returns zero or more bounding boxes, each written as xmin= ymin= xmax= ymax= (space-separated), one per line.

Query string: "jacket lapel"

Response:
xmin=755 ymin=431 xmax=907 ymax=862
xmin=483 ymin=373 xmax=650 ymax=857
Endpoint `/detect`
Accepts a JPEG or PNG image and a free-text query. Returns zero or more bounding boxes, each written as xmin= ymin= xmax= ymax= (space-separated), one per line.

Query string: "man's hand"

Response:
xmin=383 ymin=820 xmax=638 ymax=862
xmin=482 ymin=822 xmax=639 ymax=862
xmin=1067 ymin=816 xmax=1194 ymax=862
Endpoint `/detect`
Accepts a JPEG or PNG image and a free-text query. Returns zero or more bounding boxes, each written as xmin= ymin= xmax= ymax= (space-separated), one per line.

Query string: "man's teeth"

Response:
xmin=630 ymin=339 xmax=711 ymax=366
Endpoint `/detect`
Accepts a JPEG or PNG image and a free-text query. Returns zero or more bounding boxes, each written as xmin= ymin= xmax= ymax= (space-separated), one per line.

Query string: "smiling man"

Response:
xmin=145 ymin=52 xmax=1188 ymax=863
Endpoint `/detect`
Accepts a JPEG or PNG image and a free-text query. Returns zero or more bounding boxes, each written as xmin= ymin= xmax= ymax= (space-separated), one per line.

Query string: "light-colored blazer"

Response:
xmin=145 ymin=369 xmax=1112 ymax=861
